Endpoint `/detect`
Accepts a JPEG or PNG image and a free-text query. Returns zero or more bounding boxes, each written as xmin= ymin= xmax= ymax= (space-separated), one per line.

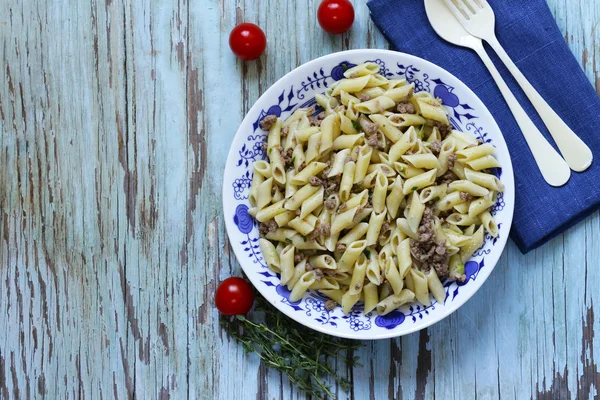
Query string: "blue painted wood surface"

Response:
xmin=0 ymin=0 xmax=598 ymax=398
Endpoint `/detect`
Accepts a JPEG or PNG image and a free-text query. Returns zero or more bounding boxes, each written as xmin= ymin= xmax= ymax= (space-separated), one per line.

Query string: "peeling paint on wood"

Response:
xmin=0 ymin=0 xmax=599 ymax=399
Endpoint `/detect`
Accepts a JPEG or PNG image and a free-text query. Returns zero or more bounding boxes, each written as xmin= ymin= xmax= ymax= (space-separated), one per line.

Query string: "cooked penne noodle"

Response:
xmin=331 ymin=75 xmax=371 ymax=96
xmin=368 ymin=113 xmax=403 ymax=142
xmin=386 ymin=176 xmax=405 ymax=218
xmin=411 ymin=268 xmax=430 ymax=306
xmin=448 ymin=180 xmax=489 ymax=197
xmin=480 ymin=211 xmax=499 ymax=237
xmin=341 ymin=291 xmax=361 ymax=314
xmin=328 ymin=148 xmax=351 ymax=177
xmin=338 ymin=222 xmax=369 ymax=245
xmin=354 ymin=96 xmax=396 ymax=114
xmin=363 ymin=283 xmax=379 ymax=314
xmin=383 ymin=83 xmax=414 ymax=102
xmin=299 ymin=187 xmax=324 ymax=219
xmin=256 ymin=199 xmax=287 ymax=222
xmin=289 ymin=271 xmax=317 ymax=302
xmin=376 ymin=290 xmax=415 ymax=316
xmin=259 ymin=238 xmax=280 ymax=272
xmin=366 ymin=210 xmax=386 ymax=246
xmin=291 ymin=162 xmax=327 ymax=185
xmin=338 ymin=240 xmax=368 ymax=272
xmin=320 ymin=113 xmax=340 ymax=153
xmin=388 ymin=113 xmax=427 ymax=128
xmin=419 ymin=183 xmax=447 ymax=204
xmin=354 ymin=145 xmax=373 ymax=183
xmin=332 ymin=133 xmax=365 ymax=150
xmin=465 ymin=155 xmax=501 ymax=171
xmin=279 ymin=244 xmax=295 ymax=285
xmin=385 ymin=258 xmax=404 ymax=294
xmin=339 ymin=161 xmax=356 ymax=201
xmin=366 ymin=249 xmax=382 ymax=285
xmin=372 ymin=172 xmax=388 ymax=213
xmin=285 ymin=184 xmax=320 ymax=211
xmin=309 ymin=254 xmax=337 ymax=270
xmin=405 ymin=192 xmax=426 ymax=233
xmin=425 ymin=269 xmax=446 ymax=304
xmin=402 ymin=153 xmax=440 ymax=170
xmin=456 ymin=143 xmax=496 ymax=162
xmin=348 ymin=254 xmax=368 ymax=295
xmin=403 ymin=169 xmax=437 ymax=195
xmin=464 ymin=168 xmax=505 ymax=191
xmin=305 ymin=132 xmax=322 ymax=163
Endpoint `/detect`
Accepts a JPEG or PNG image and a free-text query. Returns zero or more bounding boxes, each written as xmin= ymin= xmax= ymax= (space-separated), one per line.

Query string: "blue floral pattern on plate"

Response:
xmin=226 ymin=54 xmax=513 ymax=336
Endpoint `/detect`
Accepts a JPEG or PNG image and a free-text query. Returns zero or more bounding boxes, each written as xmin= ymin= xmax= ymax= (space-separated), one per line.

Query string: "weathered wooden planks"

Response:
xmin=0 ymin=0 xmax=598 ymax=399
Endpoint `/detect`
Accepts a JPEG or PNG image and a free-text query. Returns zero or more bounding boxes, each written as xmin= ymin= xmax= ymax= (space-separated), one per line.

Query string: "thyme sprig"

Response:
xmin=221 ymin=294 xmax=363 ymax=400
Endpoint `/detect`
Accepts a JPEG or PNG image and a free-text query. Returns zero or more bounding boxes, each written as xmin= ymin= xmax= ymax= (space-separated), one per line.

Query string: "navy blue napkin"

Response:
xmin=367 ymin=0 xmax=600 ymax=253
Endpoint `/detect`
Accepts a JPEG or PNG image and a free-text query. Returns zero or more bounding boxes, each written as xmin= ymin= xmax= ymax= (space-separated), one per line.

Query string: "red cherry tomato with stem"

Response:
xmin=215 ymin=277 xmax=254 ymax=315
xmin=318 ymin=0 xmax=355 ymax=35
xmin=229 ymin=23 xmax=267 ymax=61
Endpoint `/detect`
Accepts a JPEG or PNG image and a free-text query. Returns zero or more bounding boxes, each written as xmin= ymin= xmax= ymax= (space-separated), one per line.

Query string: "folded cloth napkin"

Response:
xmin=367 ymin=0 xmax=600 ymax=253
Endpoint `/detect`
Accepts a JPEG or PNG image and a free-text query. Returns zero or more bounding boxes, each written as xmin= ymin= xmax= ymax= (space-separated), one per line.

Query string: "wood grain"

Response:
xmin=0 ymin=0 xmax=598 ymax=399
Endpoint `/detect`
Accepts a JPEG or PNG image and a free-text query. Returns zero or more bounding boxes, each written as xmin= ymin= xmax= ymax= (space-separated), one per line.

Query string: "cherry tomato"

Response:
xmin=215 ymin=277 xmax=254 ymax=315
xmin=317 ymin=0 xmax=355 ymax=35
xmin=229 ymin=23 xmax=267 ymax=61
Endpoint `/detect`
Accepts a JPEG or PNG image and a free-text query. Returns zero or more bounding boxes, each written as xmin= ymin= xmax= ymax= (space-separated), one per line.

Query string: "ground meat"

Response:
xmin=309 ymin=222 xmax=330 ymax=240
xmin=298 ymin=162 xmax=306 ymax=171
xmin=281 ymin=126 xmax=289 ymax=137
xmin=430 ymin=140 xmax=442 ymax=156
xmin=433 ymin=121 xmax=453 ymax=138
xmin=314 ymin=269 xmax=324 ymax=280
xmin=363 ymin=121 xmax=379 ymax=135
xmin=447 ymin=153 xmax=457 ymax=169
xmin=317 ymin=111 xmax=326 ymax=120
xmin=295 ymin=209 xmax=301 ymax=216
xmin=294 ymin=254 xmax=304 ymax=263
xmin=437 ymin=170 xmax=458 ymax=185
xmin=260 ymin=115 xmax=278 ymax=130
xmin=381 ymin=221 xmax=390 ymax=235
xmin=309 ymin=176 xmax=323 ymax=186
xmin=282 ymin=148 xmax=293 ymax=168
xmin=324 ymin=177 xmax=341 ymax=197
xmin=320 ymin=223 xmax=331 ymax=237
xmin=450 ymin=272 xmax=467 ymax=283
xmin=358 ymin=93 xmax=370 ymax=102
xmin=367 ymin=134 xmax=379 ymax=148
xmin=410 ymin=208 xmax=449 ymax=277
xmin=338 ymin=202 xmax=347 ymax=211
xmin=259 ymin=220 xmax=278 ymax=235
xmin=336 ymin=243 xmax=347 ymax=252
xmin=308 ymin=116 xmax=322 ymax=127
xmin=397 ymin=102 xmax=416 ymax=114
xmin=305 ymin=106 xmax=315 ymax=115
xmin=460 ymin=192 xmax=475 ymax=201
xmin=324 ymin=299 xmax=338 ymax=311
xmin=305 ymin=263 xmax=314 ymax=271
xmin=324 ymin=198 xmax=337 ymax=210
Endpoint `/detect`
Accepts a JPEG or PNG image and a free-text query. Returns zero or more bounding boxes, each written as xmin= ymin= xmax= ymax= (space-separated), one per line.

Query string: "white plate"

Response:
xmin=223 ymin=49 xmax=515 ymax=339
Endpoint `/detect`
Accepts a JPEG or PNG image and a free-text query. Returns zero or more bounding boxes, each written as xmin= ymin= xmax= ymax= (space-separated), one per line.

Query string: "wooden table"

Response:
xmin=1 ymin=0 xmax=599 ymax=398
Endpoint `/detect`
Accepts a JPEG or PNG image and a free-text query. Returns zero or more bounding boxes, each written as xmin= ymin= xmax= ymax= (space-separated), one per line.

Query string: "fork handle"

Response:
xmin=485 ymin=35 xmax=593 ymax=172
xmin=473 ymin=43 xmax=571 ymax=186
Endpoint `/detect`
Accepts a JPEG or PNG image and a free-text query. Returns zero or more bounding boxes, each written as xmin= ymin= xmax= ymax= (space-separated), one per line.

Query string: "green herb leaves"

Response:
xmin=221 ymin=294 xmax=362 ymax=399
